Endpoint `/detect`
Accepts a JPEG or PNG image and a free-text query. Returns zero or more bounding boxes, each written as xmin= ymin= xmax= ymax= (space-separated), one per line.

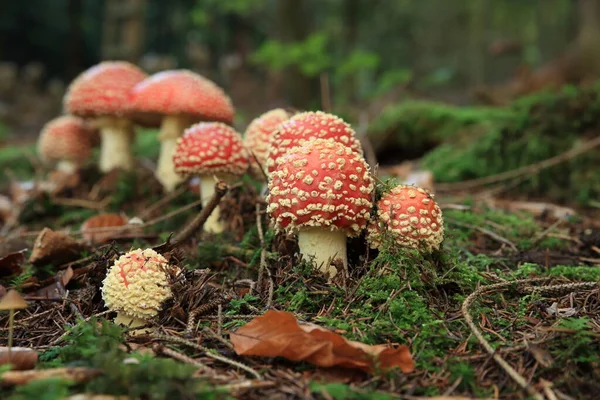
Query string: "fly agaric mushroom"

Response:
xmin=265 ymin=111 xmax=363 ymax=176
xmin=173 ymin=122 xmax=248 ymax=233
xmin=37 ymin=115 xmax=92 ymax=174
xmin=266 ymin=138 xmax=374 ymax=278
xmin=244 ymin=108 xmax=292 ymax=177
xmin=101 ymin=248 xmax=175 ymax=333
xmin=63 ymin=61 xmax=148 ymax=172
xmin=131 ymin=70 xmax=235 ymax=192
xmin=367 ymin=185 xmax=444 ymax=252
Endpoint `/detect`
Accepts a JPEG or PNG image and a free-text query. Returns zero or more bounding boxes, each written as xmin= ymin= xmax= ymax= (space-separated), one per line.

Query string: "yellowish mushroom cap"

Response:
xmin=101 ymin=248 xmax=173 ymax=321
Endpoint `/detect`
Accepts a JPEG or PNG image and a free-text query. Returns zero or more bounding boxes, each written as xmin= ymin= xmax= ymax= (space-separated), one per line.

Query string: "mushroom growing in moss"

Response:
xmin=173 ymin=122 xmax=249 ymax=233
xmin=131 ymin=70 xmax=235 ymax=192
xmin=367 ymin=185 xmax=444 ymax=252
xmin=63 ymin=61 xmax=148 ymax=172
xmin=101 ymin=248 xmax=175 ymax=334
xmin=266 ymin=138 xmax=374 ymax=278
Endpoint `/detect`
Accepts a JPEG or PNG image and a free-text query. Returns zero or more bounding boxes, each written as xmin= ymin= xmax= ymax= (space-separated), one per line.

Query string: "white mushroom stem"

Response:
xmin=199 ymin=174 xmax=224 ymax=233
xmin=297 ymin=226 xmax=348 ymax=278
xmin=56 ymin=160 xmax=78 ymax=174
xmin=114 ymin=312 xmax=153 ymax=336
xmin=96 ymin=117 xmax=135 ymax=172
xmin=156 ymin=115 xmax=192 ymax=192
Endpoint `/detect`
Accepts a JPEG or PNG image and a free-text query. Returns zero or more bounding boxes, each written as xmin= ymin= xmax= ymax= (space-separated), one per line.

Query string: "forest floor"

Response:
xmin=0 ymin=133 xmax=599 ymax=400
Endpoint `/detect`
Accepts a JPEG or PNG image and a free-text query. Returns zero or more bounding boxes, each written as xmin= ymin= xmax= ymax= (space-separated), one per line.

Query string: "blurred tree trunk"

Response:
xmin=342 ymin=0 xmax=360 ymax=104
xmin=570 ymin=0 xmax=600 ymax=78
xmin=276 ymin=0 xmax=318 ymax=108
xmin=67 ymin=0 xmax=83 ymax=79
xmin=101 ymin=0 xmax=146 ymax=63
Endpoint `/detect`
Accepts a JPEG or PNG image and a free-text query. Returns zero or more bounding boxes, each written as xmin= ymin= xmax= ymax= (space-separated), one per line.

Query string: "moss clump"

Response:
xmin=367 ymin=100 xmax=514 ymax=158
xmin=421 ymin=85 xmax=600 ymax=203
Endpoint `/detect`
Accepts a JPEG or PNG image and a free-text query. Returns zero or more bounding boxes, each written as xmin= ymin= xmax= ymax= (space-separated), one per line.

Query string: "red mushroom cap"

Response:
xmin=266 ymin=138 xmax=374 ymax=235
xmin=63 ymin=61 xmax=148 ymax=119
xmin=244 ymin=108 xmax=292 ymax=170
xmin=37 ymin=116 xmax=92 ymax=164
xmin=130 ymin=70 xmax=234 ymax=126
xmin=172 ymin=122 xmax=248 ymax=177
xmin=265 ymin=111 xmax=363 ymax=175
xmin=367 ymin=185 xmax=444 ymax=251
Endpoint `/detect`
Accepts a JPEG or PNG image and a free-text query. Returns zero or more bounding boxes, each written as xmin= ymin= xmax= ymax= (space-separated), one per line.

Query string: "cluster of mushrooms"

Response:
xmin=35 ymin=60 xmax=445 ymax=332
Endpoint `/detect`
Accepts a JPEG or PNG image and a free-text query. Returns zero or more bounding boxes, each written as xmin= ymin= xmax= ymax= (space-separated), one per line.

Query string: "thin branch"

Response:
xmin=462 ymin=279 xmax=548 ymax=400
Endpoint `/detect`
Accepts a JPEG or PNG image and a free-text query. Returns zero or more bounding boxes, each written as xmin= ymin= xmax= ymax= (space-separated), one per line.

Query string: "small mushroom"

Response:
xmin=101 ymin=248 xmax=175 ymax=335
xmin=264 ymin=111 xmax=363 ymax=176
xmin=266 ymin=138 xmax=374 ymax=279
xmin=130 ymin=70 xmax=234 ymax=192
xmin=172 ymin=122 xmax=249 ymax=233
xmin=63 ymin=61 xmax=148 ymax=172
xmin=37 ymin=116 xmax=93 ymax=174
xmin=0 ymin=290 xmax=28 ymax=361
xmin=367 ymin=185 xmax=444 ymax=252
xmin=243 ymin=108 xmax=293 ymax=178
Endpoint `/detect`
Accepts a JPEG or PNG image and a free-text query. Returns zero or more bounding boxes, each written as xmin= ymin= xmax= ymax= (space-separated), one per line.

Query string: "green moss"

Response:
xmin=421 ymin=84 xmax=600 ymax=203
xmin=368 ymin=100 xmax=514 ymax=154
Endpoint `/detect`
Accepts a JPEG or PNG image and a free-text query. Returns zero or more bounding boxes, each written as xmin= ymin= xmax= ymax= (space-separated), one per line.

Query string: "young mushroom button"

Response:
xmin=264 ymin=111 xmax=363 ymax=176
xmin=101 ymin=248 xmax=175 ymax=335
xmin=173 ymin=122 xmax=249 ymax=233
xmin=266 ymin=138 xmax=374 ymax=279
xmin=37 ymin=116 xmax=92 ymax=174
xmin=131 ymin=70 xmax=235 ymax=192
xmin=367 ymin=185 xmax=444 ymax=252
xmin=63 ymin=61 xmax=148 ymax=172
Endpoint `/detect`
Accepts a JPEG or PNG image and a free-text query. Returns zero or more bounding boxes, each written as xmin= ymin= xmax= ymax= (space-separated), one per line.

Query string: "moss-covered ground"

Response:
xmin=0 ymin=113 xmax=599 ymax=399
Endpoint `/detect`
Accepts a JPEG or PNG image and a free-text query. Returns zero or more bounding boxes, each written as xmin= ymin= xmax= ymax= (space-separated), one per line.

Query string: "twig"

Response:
xmin=357 ymin=111 xmax=378 ymax=170
xmin=447 ymin=218 xmax=518 ymax=252
xmin=51 ymin=196 xmax=110 ymax=210
xmin=531 ymin=219 xmax=564 ymax=247
xmin=153 ymin=343 xmax=213 ymax=373
xmin=169 ymin=180 xmax=229 ymax=248
xmin=152 ymin=333 xmax=261 ymax=379
xmin=214 ymin=380 xmax=276 ymax=393
xmin=437 ymin=134 xmax=600 ymax=192
xmin=462 ymin=279 xmax=547 ymax=400
xmin=55 ymin=270 xmax=84 ymax=320
xmin=255 ymin=204 xmax=268 ymax=296
xmin=138 ymin=185 xmax=186 ymax=220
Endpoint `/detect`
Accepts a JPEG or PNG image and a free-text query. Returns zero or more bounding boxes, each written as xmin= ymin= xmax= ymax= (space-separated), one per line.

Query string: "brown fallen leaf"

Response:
xmin=0 ymin=347 xmax=38 ymax=370
xmin=0 ymin=249 xmax=27 ymax=278
xmin=29 ymin=228 xmax=87 ymax=266
xmin=35 ymin=266 xmax=74 ymax=298
xmin=80 ymin=213 xmax=129 ymax=244
xmin=230 ymin=310 xmax=415 ymax=374
xmin=0 ymin=367 xmax=102 ymax=386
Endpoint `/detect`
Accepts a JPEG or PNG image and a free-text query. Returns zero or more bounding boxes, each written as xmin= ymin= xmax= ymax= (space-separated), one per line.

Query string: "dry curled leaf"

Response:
xmin=0 ymin=347 xmax=38 ymax=370
xmin=35 ymin=266 xmax=75 ymax=298
xmin=29 ymin=228 xmax=86 ymax=266
xmin=0 ymin=249 xmax=26 ymax=278
xmin=80 ymin=213 xmax=129 ymax=244
xmin=230 ymin=310 xmax=415 ymax=374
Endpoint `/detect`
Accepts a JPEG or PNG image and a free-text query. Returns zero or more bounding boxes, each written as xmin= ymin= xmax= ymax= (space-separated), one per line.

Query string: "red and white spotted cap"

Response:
xmin=244 ymin=108 xmax=292 ymax=171
xmin=130 ymin=70 xmax=234 ymax=126
xmin=172 ymin=122 xmax=248 ymax=177
xmin=266 ymin=138 xmax=373 ymax=235
xmin=37 ymin=115 xmax=92 ymax=165
xmin=63 ymin=61 xmax=148 ymax=118
xmin=265 ymin=111 xmax=363 ymax=175
xmin=367 ymin=185 xmax=444 ymax=251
